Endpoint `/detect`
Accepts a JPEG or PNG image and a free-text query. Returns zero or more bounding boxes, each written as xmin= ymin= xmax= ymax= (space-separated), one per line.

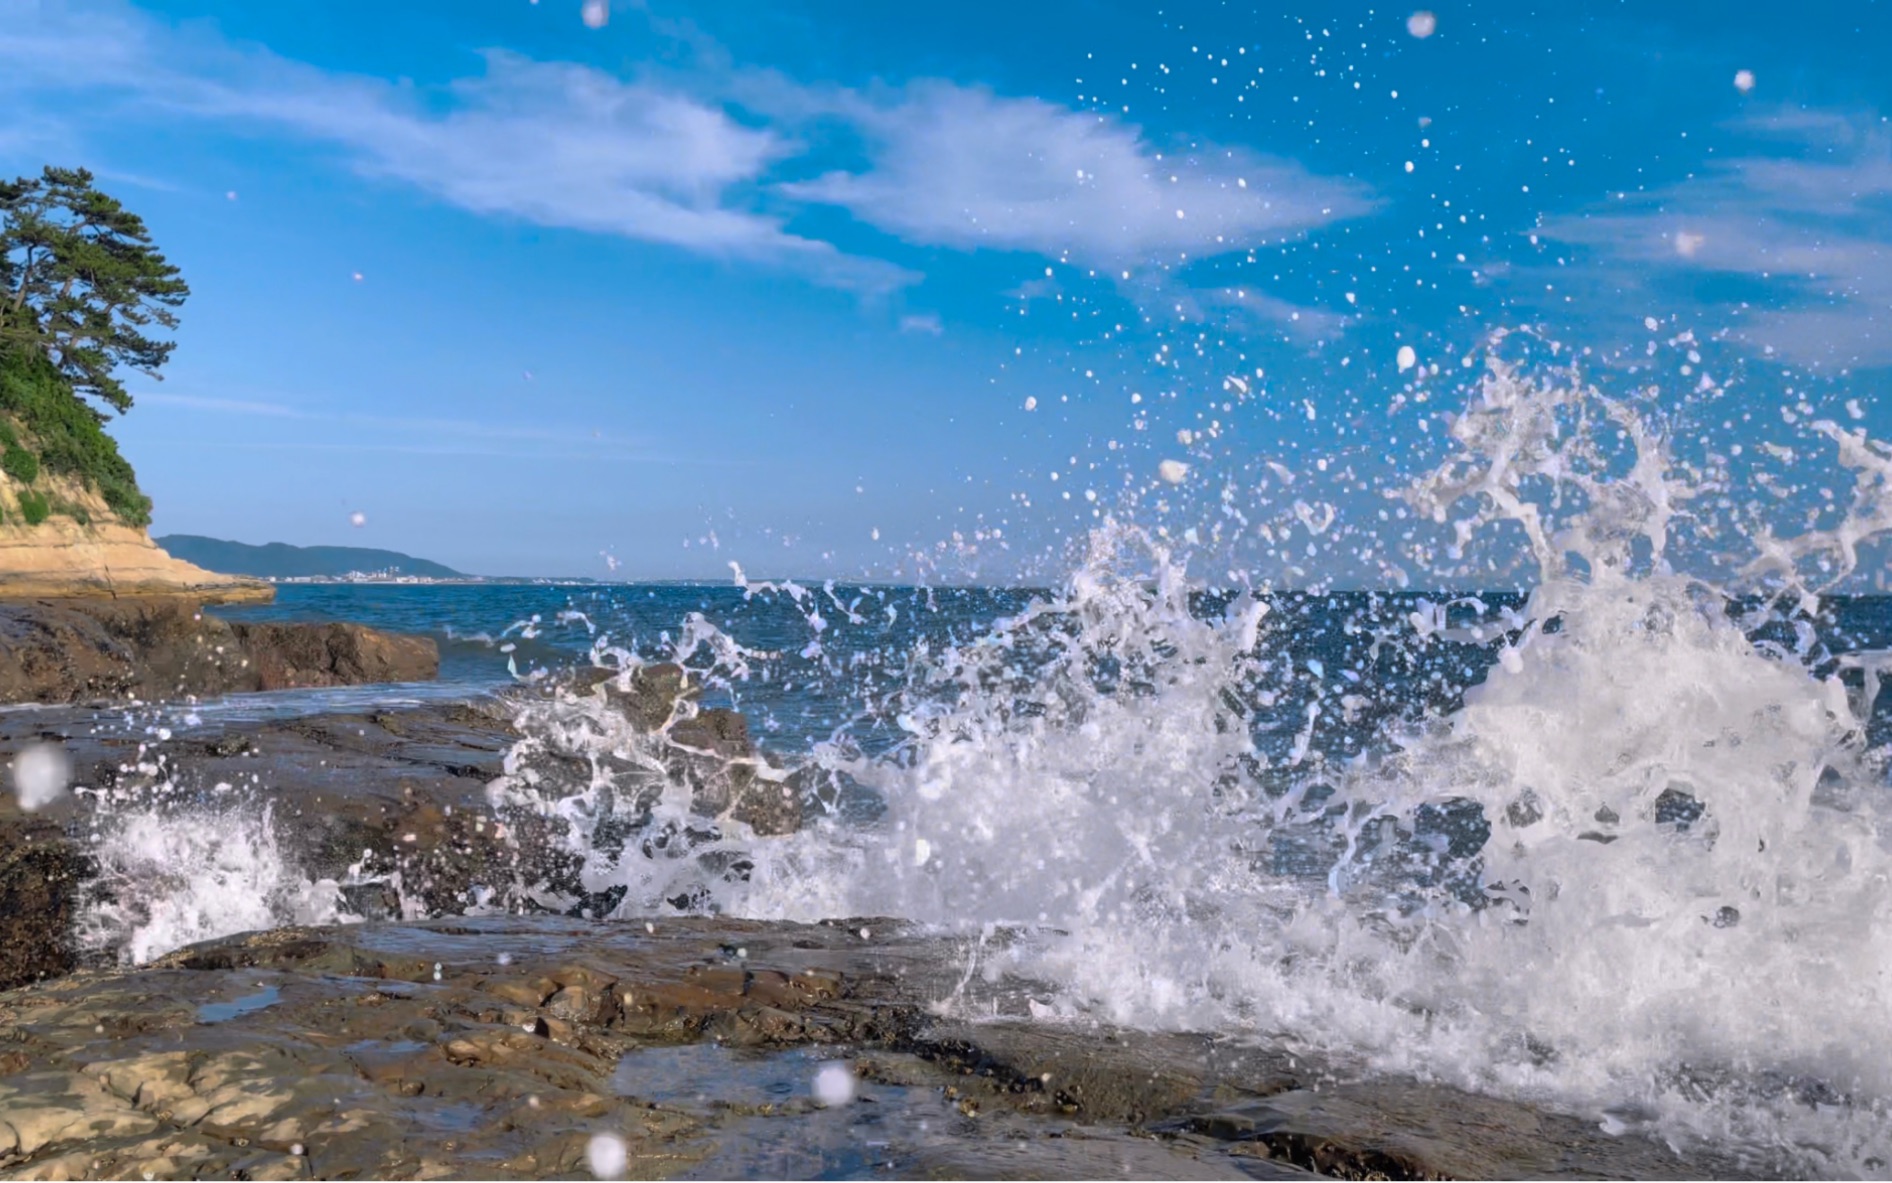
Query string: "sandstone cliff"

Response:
xmin=0 ymin=467 xmax=271 ymax=602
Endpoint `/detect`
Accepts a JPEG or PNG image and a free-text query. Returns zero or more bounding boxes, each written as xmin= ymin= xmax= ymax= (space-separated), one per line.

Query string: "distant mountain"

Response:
xmin=154 ymin=535 xmax=466 ymax=580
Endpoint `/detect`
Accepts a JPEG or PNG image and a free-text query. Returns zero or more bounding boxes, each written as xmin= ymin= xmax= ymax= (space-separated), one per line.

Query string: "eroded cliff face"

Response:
xmin=0 ymin=471 xmax=270 ymax=602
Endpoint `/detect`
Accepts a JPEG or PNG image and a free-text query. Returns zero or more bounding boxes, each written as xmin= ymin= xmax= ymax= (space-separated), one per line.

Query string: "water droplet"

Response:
xmin=813 ymin=1061 xmax=856 ymax=1106
xmin=11 ymin=744 xmax=69 ymax=812
xmin=586 ymin=1133 xmax=627 ymax=1179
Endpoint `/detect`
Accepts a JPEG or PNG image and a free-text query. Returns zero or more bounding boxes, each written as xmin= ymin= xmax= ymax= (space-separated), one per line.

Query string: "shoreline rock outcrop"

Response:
xmin=0 ymin=679 xmax=1786 ymax=1180
xmin=0 ymin=598 xmax=439 ymax=706
xmin=0 ymin=915 xmax=1755 ymax=1181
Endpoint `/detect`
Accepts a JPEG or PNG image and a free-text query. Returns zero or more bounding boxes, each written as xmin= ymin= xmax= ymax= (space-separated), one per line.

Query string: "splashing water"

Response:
xmin=65 ymin=341 xmax=1892 ymax=1173
xmin=688 ymin=350 xmax=1892 ymax=1174
xmin=78 ymin=795 xmax=351 ymax=967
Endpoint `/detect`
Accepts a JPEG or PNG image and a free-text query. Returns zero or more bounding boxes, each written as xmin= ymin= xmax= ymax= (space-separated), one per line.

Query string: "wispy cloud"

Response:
xmin=1532 ymin=107 xmax=1892 ymax=367
xmin=138 ymin=392 xmax=303 ymax=417
xmin=134 ymin=387 xmax=671 ymax=455
xmin=0 ymin=1 xmax=913 ymax=293
xmin=782 ymin=82 xmax=1372 ymax=267
xmin=0 ymin=0 xmax=1370 ymax=310
xmin=1191 ymin=287 xmax=1351 ymax=341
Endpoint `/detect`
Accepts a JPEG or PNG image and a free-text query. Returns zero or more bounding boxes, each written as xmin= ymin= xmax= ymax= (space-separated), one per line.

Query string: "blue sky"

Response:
xmin=4 ymin=0 xmax=1890 ymax=581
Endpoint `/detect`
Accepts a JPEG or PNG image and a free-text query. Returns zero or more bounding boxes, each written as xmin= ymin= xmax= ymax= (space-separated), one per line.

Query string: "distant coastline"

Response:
xmin=262 ymin=573 xmax=601 ymax=586
xmin=156 ymin=534 xmax=468 ymax=581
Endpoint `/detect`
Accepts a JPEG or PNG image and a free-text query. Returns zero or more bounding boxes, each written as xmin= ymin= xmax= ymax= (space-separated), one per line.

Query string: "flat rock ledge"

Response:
xmin=0 ymin=916 xmax=1755 ymax=1182
xmin=0 ymin=598 xmax=438 ymax=706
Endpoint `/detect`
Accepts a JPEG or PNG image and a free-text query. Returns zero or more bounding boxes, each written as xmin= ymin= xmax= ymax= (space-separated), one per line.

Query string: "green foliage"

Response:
xmin=0 ymin=346 xmax=150 ymax=526
xmin=0 ymin=166 xmax=189 ymax=417
xmin=0 ymin=443 xmax=33 ymax=484
xmin=46 ymin=493 xmax=89 ymax=526
xmin=16 ymin=488 xmax=48 ymax=526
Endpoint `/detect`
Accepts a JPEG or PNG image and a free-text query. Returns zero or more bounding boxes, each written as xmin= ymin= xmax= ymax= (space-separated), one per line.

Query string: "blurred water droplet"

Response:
xmin=813 ymin=1061 xmax=856 ymax=1106
xmin=1406 ymin=10 xmax=1437 ymax=37
xmin=581 ymin=0 xmax=608 ymax=28
xmin=12 ymin=744 xmax=70 ymax=812
xmin=1734 ymin=69 xmax=1756 ymax=93
xmin=585 ymin=1132 xmax=627 ymax=1178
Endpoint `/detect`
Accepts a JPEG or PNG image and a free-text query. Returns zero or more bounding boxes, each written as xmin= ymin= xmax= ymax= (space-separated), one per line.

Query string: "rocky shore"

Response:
xmin=0 ymin=598 xmax=439 ymax=706
xmin=0 ymin=915 xmax=1745 ymax=1181
xmin=0 ymin=663 xmax=1764 ymax=1180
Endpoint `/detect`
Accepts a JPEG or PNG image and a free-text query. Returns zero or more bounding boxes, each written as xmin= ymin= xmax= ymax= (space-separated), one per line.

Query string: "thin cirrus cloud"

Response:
xmin=0 ymin=2 xmax=913 ymax=294
xmin=0 ymin=1 xmax=1370 ymax=308
xmin=782 ymin=82 xmax=1375 ymax=267
xmin=1533 ymin=108 xmax=1892 ymax=368
xmin=897 ymin=313 xmax=945 ymax=336
xmin=135 ymin=391 xmax=675 ymax=457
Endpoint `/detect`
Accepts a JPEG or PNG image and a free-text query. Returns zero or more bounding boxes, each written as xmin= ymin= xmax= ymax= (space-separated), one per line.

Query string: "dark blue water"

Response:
xmin=208 ymin=583 xmax=1892 ymax=763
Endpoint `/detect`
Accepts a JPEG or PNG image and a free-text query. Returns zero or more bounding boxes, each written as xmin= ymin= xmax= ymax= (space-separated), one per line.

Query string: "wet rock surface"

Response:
xmin=0 ymin=673 xmax=1768 ymax=1179
xmin=0 ymin=666 xmax=801 ymax=988
xmin=0 ymin=801 xmax=87 ymax=992
xmin=0 ymin=916 xmax=1750 ymax=1181
xmin=0 ymin=598 xmax=438 ymax=706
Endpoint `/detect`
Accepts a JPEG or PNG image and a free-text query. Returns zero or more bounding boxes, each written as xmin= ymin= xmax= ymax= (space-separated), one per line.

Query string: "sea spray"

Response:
xmin=713 ymin=349 xmax=1892 ymax=1173
xmin=55 ymin=339 xmax=1892 ymax=1173
xmin=77 ymin=793 xmax=352 ymax=967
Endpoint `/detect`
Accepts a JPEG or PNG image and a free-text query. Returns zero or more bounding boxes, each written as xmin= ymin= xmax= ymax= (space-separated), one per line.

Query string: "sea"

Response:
xmin=46 ymin=354 xmax=1892 ymax=1176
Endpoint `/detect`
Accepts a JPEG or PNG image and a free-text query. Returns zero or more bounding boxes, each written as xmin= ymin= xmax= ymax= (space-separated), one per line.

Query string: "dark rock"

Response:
xmin=0 ymin=598 xmax=439 ymax=706
xmin=667 ymin=707 xmax=801 ymax=837
xmin=0 ymin=799 xmax=86 ymax=991
xmin=228 ymin=620 xmax=438 ymax=690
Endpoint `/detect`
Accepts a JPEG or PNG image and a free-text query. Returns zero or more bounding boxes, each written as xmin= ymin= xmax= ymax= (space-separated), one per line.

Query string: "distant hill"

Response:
xmin=155 ymin=535 xmax=465 ymax=580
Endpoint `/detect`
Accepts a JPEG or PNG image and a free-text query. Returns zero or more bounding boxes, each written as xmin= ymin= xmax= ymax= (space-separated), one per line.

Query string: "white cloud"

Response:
xmin=1534 ymin=108 xmax=1892 ymax=367
xmin=898 ymin=312 xmax=944 ymax=335
xmin=0 ymin=3 xmax=913 ymax=293
xmin=782 ymin=82 xmax=1372 ymax=266
xmin=0 ymin=1 xmax=1369 ymax=305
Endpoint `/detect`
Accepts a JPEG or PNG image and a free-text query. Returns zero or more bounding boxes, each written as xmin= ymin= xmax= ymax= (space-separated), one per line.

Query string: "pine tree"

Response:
xmin=0 ymin=166 xmax=190 ymax=418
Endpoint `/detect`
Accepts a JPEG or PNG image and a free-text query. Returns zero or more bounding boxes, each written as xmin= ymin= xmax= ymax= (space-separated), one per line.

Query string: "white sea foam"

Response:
xmin=78 ymin=799 xmax=353 ymax=966
xmin=709 ymin=351 xmax=1892 ymax=1174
